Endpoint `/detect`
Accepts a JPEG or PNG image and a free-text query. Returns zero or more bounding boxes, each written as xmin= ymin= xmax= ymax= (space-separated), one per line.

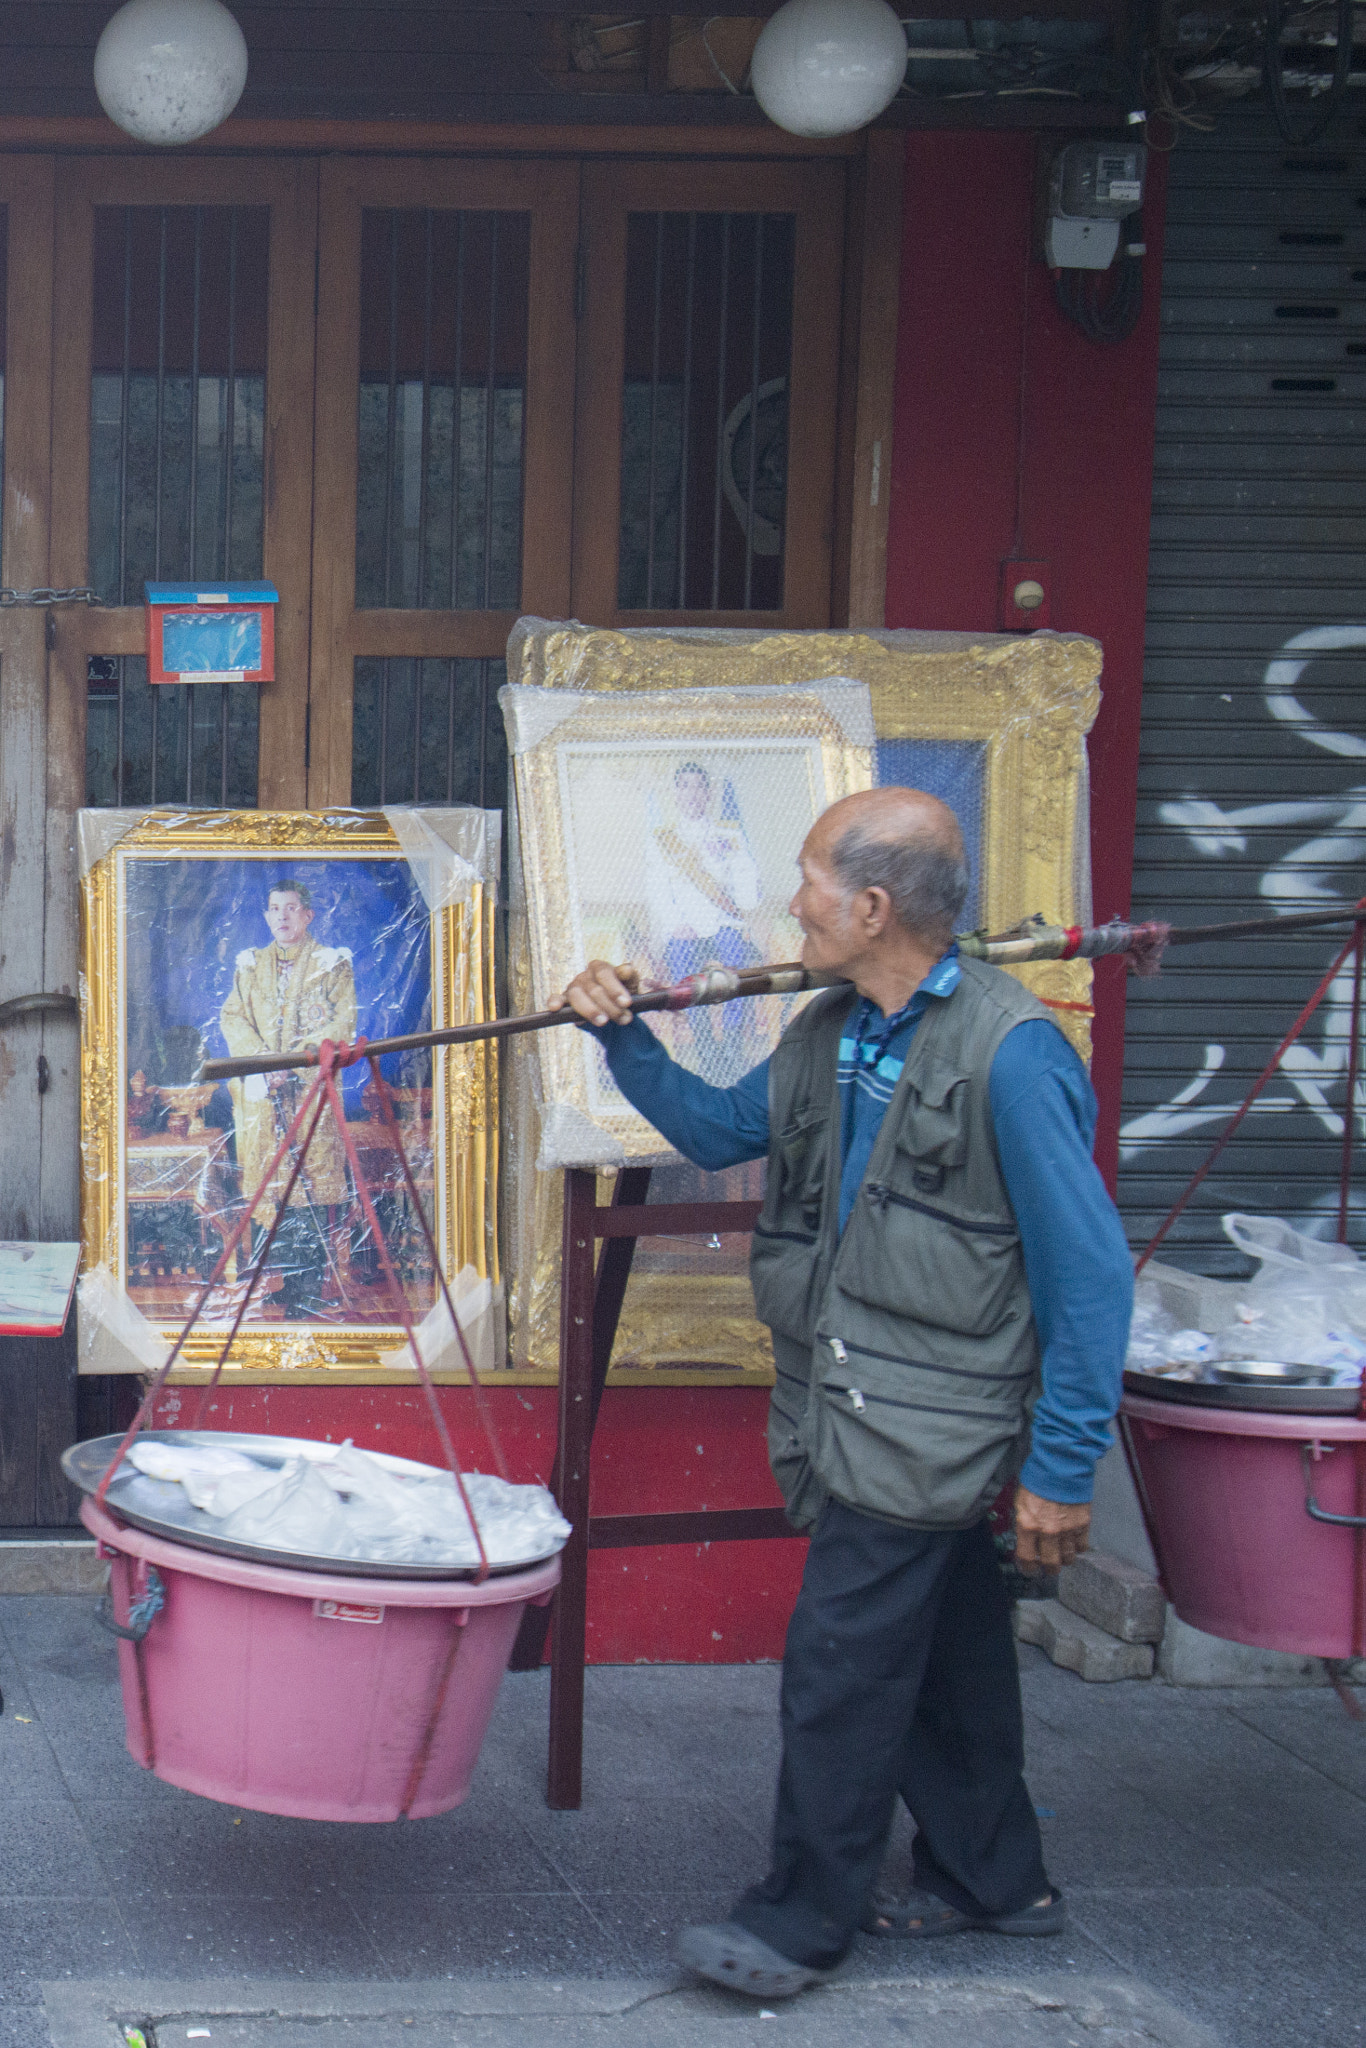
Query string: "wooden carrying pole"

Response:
xmin=195 ymin=906 xmax=1366 ymax=1087
xmin=196 ymin=963 xmax=843 ymax=1082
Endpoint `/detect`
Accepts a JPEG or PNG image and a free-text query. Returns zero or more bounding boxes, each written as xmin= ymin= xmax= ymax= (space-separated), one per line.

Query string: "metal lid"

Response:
xmin=61 ymin=1431 xmax=562 ymax=1580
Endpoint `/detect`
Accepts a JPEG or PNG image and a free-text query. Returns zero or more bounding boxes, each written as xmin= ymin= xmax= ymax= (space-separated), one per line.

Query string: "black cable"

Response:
xmin=1265 ymin=0 xmax=1353 ymax=146
xmin=1053 ymin=210 xmax=1146 ymax=346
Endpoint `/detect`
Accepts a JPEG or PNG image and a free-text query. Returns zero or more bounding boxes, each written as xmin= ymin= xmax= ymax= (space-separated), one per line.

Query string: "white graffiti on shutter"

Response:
xmin=1120 ymin=626 xmax=1366 ymax=1173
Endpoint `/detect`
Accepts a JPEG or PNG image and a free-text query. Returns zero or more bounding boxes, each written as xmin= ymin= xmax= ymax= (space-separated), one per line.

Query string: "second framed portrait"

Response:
xmin=79 ymin=807 xmax=499 ymax=1375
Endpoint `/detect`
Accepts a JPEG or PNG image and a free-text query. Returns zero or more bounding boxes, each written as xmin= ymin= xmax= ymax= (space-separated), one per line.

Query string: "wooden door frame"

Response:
xmin=571 ymin=156 xmax=847 ymax=631
xmin=839 ymin=128 xmax=904 ymax=633
xmin=47 ymin=154 xmax=320 ymax=813
xmin=0 ymin=156 xmax=79 ymax=1527
xmin=0 ymin=156 xmax=60 ymax=1241
xmin=307 ymin=156 xmax=578 ymax=807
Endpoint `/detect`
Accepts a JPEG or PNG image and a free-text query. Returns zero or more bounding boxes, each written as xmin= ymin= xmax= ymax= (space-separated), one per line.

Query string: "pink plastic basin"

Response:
xmin=82 ymin=1498 xmax=560 ymax=1822
xmin=1120 ymin=1393 xmax=1366 ymax=1659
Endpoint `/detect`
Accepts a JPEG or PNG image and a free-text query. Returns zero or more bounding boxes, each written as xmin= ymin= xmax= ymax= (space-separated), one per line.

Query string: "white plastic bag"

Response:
xmin=1217 ymin=1214 xmax=1366 ymax=1381
xmin=216 ymin=1457 xmax=353 ymax=1555
xmin=1125 ymin=1283 xmax=1212 ymax=1380
xmin=126 ymin=1440 xmax=261 ymax=1512
xmin=127 ymin=1433 xmax=571 ymax=1567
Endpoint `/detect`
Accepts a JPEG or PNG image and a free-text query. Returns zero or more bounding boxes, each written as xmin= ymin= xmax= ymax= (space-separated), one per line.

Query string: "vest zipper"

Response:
xmin=753 ymin=1222 xmax=819 ymax=1247
xmin=864 ymin=1181 xmax=1016 ymax=1236
xmin=825 ymin=1337 xmax=864 ymax=1407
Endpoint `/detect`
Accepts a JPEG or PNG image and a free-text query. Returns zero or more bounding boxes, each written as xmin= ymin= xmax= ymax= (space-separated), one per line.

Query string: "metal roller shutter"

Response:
xmin=1118 ymin=108 xmax=1366 ymax=1274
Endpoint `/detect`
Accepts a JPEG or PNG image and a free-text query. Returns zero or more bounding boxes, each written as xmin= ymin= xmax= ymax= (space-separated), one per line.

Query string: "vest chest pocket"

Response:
xmin=899 ymin=1060 xmax=970 ymax=1189
xmin=773 ymin=1103 xmax=829 ymax=1230
xmin=749 ymin=1104 xmax=829 ymax=1344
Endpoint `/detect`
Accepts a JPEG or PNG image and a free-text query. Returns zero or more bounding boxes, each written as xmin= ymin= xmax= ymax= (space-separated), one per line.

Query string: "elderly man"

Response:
xmin=557 ymin=786 xmax=1132 ymax=2001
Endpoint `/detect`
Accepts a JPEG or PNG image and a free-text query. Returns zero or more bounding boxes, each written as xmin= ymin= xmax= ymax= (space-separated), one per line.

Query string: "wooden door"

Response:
xmin=0 ymin=158 xmax=80 ymax=1524
xmin=571 ymin=159 xmax=845 ymax=629
xmin=0 ymin=157 xmax=317 ymax=1524
xmin=48 ymin=156 xmax=319 ymax=821
xmin=0 ymin=159 xmax=59 ymax=1242
xmin=307 ymin=158 xmax=577 ymax=808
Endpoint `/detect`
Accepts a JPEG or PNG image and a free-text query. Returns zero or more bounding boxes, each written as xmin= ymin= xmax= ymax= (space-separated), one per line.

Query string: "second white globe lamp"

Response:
xmin=751 ymin=0 xmax=908 ymax=138
xmin=95 ymin=0 xmax=249 ymax=145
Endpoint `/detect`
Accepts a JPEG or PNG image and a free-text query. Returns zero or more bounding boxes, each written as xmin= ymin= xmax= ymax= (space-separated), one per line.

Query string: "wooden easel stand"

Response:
xmin=509 ymin=1166 xmax=802 ymax=1810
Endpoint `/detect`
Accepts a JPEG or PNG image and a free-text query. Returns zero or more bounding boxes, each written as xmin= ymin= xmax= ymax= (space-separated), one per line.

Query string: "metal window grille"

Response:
xmin=352 ymin=657 xmax=508 ymax=809
xmin=86 ymin=205 xmax=267 ymax=808
xmin=86 ymin=654 xmax=259 ymax=810
xmin=355 ymin=210 xmax=529 ymax=610
xmin=618 ymin=210 xmax=794 ymax=613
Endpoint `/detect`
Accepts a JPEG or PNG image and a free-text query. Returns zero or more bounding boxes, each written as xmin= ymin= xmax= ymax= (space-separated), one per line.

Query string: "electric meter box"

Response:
xmin=144 ymin=582 xmax=278 ymax=685
xmin=1053 ymin=140 xmax=1147 ymax=220
xmin=1042 ymin=139 xmax=1147 ymax=272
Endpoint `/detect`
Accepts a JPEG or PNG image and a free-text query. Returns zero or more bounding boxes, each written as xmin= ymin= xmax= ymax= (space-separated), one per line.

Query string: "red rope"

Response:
xmin=191 ymin=1081 xmax=334 ymax=1426
xmin=1137 ymin=915 xmax=1364 ymax=1273
xmin=95 ymin=1065 xmax=333 ymax=1506
xmin=316 ymin=1047 xmax=490 ymax=1580
xmin=1337 ymin=925 xmax=1364 ymax=1245
xmin=363 ymin=1060 xmax=510 ymax=1483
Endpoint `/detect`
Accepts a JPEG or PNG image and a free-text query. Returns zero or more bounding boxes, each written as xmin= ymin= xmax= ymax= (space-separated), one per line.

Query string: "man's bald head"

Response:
xmin=815 ymin=787 xmax=970 ymax=946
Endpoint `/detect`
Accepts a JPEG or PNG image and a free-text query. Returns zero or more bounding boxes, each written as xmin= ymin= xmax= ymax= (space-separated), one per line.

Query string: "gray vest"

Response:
xmin=750 ymin=957 xmax=1057 ymax=1531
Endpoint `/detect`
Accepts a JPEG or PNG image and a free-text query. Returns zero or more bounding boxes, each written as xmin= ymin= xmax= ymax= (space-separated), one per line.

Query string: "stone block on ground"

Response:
xmin=1057 ymin=1548 xmax=1166 ymax=1644
xmin=1015 ymin=1596 xmax=1155 ymax=1681
xmin=0 ymin=1538 xmax=107 ymax=1595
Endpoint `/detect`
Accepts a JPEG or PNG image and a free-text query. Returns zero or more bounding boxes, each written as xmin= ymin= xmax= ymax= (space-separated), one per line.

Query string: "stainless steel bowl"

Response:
xmin=1206 ymin=1358 xmax=1337 ymax=1389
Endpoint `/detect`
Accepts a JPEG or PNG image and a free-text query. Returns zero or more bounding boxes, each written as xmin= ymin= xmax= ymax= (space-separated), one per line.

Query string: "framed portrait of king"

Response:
xmin=79 ymin=807 xmax=499 ymax=1376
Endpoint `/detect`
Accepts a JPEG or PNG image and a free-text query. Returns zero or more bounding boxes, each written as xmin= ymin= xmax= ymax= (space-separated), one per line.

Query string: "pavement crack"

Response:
xmin=1226 ymin=1701 xmax=1366 ymax=1806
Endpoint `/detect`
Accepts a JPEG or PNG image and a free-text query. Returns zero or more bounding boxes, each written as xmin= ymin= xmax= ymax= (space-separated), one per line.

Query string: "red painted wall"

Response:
xmin=150 ymin=1381 xmax=805 ymax=1664
xmin=884 ymin=132 xmax=1168 ymax=1186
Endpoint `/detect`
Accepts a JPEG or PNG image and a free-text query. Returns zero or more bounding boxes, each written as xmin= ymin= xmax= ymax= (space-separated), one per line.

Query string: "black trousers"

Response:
xmin=732 ymin=1499 xmax=1049 ymax=1970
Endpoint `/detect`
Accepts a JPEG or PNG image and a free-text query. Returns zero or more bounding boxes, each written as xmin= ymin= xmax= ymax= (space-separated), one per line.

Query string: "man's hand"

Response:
xmin=552 ymin=960 xmax=642 ymax=1028
xmin=1013 ymin=1485 xmax=1091 ymax=1575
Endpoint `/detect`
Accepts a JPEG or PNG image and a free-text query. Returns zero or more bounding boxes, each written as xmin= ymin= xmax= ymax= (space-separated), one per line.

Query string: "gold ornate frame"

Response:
xmin=80 ymin=809 xmax=497 ymax=1377
xmin=512 ymin=684 xmax=874 ymax=1163
xmin=504 ymin=622 xmax=1102 ymax=1384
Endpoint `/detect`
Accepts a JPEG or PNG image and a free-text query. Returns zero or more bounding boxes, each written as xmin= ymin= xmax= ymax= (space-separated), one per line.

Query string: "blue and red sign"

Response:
xmin=145 ymin=582 xmax=278 ymax=685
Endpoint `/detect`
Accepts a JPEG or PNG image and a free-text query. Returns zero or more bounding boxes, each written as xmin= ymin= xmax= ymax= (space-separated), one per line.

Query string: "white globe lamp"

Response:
xmin=95 ymin=0 xmax=248 ymax=145
xmin=751 ymin=0 xmax=908 ymax=138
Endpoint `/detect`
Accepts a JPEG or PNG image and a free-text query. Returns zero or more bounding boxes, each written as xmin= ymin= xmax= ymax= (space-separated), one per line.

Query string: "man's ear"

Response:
xmin=861 ymin=886 xmax=894 ymax=937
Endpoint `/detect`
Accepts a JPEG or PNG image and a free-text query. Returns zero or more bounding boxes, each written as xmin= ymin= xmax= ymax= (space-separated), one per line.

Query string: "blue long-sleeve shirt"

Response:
xmin=587 ymin=981 xmax=1132 ymax=1504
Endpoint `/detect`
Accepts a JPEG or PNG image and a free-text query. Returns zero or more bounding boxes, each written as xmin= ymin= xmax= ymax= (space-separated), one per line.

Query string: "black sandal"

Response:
xmin=862 ymin=1887 xmax=974 ymax=1938
xmin=863 ymin=1885 xmax=1066 ymax=1939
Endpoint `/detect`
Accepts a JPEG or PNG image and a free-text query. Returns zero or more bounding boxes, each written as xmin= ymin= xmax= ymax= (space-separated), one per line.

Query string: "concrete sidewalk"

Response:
xmin=41 ymin=1972 xmax=1216 ymax=2047
xmin=0 ymin=1594 xmax=1360 ymax=2048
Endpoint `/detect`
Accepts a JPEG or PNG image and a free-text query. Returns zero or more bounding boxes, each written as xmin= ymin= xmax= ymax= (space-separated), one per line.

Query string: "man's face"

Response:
xmin=265 ymin=890 xmax=312 ymax=946
xmin=789 ymin=830 xmax=861 ymax=973
xmin=676 ymin=770 xmax=710 ymax=821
